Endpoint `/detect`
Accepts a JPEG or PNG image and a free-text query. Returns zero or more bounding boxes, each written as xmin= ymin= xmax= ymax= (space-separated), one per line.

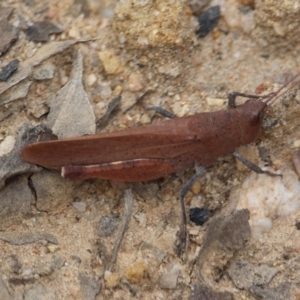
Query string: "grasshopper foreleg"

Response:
xmin=228 ymin=91 xmax=276 ymax=108
xmin=228 ymin=92 xmax=263 ymax=108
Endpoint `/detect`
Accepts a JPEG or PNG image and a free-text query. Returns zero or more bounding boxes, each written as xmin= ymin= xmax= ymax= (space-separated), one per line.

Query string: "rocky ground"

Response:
xmin=1 ymin=0 xmax=300 ymax=299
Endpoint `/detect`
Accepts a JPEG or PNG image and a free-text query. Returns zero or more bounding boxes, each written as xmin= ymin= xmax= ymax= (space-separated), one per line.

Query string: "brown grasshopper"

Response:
xmin=22 ymin=72 xmax=300 ymax=255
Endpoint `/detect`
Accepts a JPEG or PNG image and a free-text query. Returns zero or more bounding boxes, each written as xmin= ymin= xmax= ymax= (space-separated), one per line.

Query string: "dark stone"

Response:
xmin=0 ymin=59 xmax=19 ymax=81
xmin=189 ymin=207 xmax=210 ymax=225
xmin=196 ymin=6 xmax=221 ymax=38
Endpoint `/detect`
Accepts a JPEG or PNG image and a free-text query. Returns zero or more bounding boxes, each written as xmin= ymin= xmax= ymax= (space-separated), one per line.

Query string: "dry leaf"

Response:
xmin=46 ymin=50 xmax=96 ymax=138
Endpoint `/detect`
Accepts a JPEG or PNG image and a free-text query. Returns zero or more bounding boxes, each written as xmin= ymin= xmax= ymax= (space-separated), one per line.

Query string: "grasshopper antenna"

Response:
xmin=265 ymin=72 xmax=300 ymax=107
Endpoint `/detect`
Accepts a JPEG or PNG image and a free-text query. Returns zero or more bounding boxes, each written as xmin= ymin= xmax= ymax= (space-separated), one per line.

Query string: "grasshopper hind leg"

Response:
xmin=175 ymin=166 xmax=206 ymax=258
xmin=62 ymin=159 xmax=175 ymax=182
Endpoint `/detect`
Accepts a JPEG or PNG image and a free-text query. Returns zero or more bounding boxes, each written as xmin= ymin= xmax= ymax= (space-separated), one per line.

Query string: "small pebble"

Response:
xmin=223 ymin=5 xmax=240 ymax=29
xmin=48 ymin=245 xmax=59 ymax=253
xmin=61 ymin=76 xmax=69 ymax=86
xmin=72 ymin=202 xmax=86 ymax=212
xmin=240 ymin=10 xmax=255 ymax=33
xmin=134 ymin=213 xmax=147 ymax=227
xmin=100 ymin=85 xmax=112 ymax=99
xmin=172 ymin=102 xmax=182 ymax=116
xmin=206 ymin=97 xmax=225 ymax=106
xmin=104 ymin=271 xmax=120 ymax=288
xmin=0 ymin=135 xmax=15 ymax=156
xmin=174 ymin=94 xmax=181 ymax=101
xmin=86 ymin=74 xmax=97 ymax=86
xmin=127 ymin=72 xmax=144 ymax=92
xmin=137 ymin=37 xmax=149 ymax=45
xmin=113 ymin=85 xmax=123 ymax=95
xmin=158 ymin=263 xmax=180 ymax=289
xmin=69 ymin=27 xmax=80 ymax=39
xmin=34 ymin=62 xmax=55 ymax=80
xmin=102 ymin=6 xmax=114 ymax=18
xmin=172 ymin=102 xmax=190 ymax=117
xmin=98 ymin=50 xmax=123 ymax=74
xmin=29 ymin=103 xmax=49 ymax=119
xmin=119 ymin=36 xmax=126 ymax=44
xmin=293 ymin=140 xmax=300 ymax=148
xmin=140 ymin=113 xmax=151 ymax=125
xmin=22 ymin=269 xmax=33 ymax=276
xmin=125 ymin=260 xmax=148 ymax=284
xmin=191 ymin=180 xmax=201 ymax=195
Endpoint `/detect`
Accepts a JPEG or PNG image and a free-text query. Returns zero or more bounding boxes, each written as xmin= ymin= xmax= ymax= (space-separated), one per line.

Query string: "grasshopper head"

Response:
xmin=238 ymin=99 xmax=268 ymax=145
